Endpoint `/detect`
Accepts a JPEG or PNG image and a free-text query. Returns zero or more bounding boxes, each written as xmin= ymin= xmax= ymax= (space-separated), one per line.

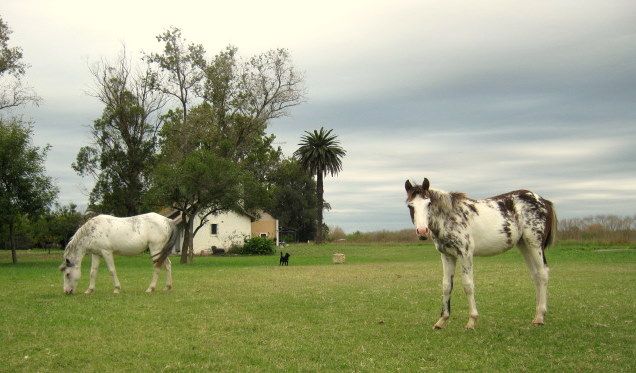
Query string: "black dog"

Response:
xmin=279 ymin=252 xmax=291 ymax=266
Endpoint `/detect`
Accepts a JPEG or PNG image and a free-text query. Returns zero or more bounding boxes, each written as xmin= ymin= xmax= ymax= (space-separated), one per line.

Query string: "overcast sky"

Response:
xmin=3 ymin=0 xmax=635 ymax=232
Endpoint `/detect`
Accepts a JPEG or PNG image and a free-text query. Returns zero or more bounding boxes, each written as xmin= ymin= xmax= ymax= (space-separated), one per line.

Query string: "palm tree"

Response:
xmin=294 ymin=127 xmax=346 ymax=243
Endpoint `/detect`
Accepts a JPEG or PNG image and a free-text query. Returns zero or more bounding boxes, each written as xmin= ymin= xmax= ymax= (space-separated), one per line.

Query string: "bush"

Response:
xmin=328 ymin=226 xmax=347 ymax=241
xmin=237 ymin=236 xmax=276 ymax=255
xmin=345 ymin=229 xmax=419 ymax=243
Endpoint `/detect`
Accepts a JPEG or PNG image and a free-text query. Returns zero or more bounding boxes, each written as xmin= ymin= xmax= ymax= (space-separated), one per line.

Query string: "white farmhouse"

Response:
xmin=163 ymin=209 xmax=279 ymax=254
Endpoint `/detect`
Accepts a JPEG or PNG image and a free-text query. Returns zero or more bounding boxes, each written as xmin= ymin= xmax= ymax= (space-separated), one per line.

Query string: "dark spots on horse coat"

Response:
xmin=435 ymin=235 xmax=465 ymax=257
xmin=444 ymin=299 xmax=451 ymax=316
xmin=495 ymin=198 xmax=515 ymax=216
xmin=501 ymin=220 xmax=513 ymax=246
xmin=467 ymin=203 xmax=478 ymax=214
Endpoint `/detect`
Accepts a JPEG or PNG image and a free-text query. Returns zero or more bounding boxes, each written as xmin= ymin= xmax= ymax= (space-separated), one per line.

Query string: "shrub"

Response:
xmin=345 ymin=229 xmax=419 ymax=243
xmin=328 ymin=226 xmax=347 ymax=241
xmin=237 ymin=236 xmax=276 ymax=255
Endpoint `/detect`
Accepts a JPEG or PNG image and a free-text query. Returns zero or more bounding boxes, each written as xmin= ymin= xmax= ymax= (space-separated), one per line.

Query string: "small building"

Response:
xmin=163 ymin=209 xmax=279 ymax=254
xmin=251 ymin=211 xmax=279 ymax=243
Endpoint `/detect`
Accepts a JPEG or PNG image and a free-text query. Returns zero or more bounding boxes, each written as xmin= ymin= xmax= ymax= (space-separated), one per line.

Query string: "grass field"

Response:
xmin=1 ymin=242 xmax=634 ymax=372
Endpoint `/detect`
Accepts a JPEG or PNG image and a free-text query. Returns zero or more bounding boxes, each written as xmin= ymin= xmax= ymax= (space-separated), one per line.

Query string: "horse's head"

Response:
xmin=405 ymin=178 xmax=432 ymax=240
xmin=59 ymin=258 xmax=80 ymax=295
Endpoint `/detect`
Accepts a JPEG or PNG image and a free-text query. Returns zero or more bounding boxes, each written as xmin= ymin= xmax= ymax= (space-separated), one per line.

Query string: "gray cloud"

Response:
xmin=3 ymin=1 xmax=635 ymax=232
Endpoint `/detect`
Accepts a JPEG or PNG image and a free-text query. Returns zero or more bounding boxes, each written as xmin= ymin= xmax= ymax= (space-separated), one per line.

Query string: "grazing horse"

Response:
xmin=405 ymin=178 xmax=556 ymax=329
xmin=59 ymin=212 xmax=178 ymax=295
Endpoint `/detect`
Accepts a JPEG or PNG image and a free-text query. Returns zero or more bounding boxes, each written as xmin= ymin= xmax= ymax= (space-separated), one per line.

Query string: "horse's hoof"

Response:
xmin=465 ymin=318 xmax=477 ymax=330
xmin=433 ymin=318 xmax=448 ymax=330
xmin=113 ymin=288 xmax=120 ymax=294
xmin=84 ymin=289 xmax=94 ymax=294
xmin=145 ymin=288 xmax=155 ymax=293
xmin=164 ymin=285 xmax=172 ymax=291
xmin=532 ymin=319 xmax=545 ymax=326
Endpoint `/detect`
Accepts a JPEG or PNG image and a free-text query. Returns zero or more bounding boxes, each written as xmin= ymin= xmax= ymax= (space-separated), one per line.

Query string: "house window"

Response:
xmin=260 ymin=233 xmax=268 ymax=238
xmin=211 ymin=224 xmax=218 ymax=235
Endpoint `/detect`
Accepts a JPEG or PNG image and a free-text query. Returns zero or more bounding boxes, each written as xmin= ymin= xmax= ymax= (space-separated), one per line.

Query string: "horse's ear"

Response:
xmin=405 ymin=180 xmax=413 ymax=192
xmin=422 ymin=178 xmax=430 ymax=191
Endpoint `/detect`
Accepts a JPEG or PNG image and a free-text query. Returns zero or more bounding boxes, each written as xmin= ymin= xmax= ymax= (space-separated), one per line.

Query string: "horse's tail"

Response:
xmin=154 ymin=221 xmax=178 ymax=267
xmin=541 ymin=199 xmax=557 ymax=265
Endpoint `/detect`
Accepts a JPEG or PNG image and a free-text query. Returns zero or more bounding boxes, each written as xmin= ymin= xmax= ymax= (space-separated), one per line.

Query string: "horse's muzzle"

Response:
xmin=64 ymin=288 xmax=74 ymax=295
xmin=416 ymin=227 xmax=429 ymax=237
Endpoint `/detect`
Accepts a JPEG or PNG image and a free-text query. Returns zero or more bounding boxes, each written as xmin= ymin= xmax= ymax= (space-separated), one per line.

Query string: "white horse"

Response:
xmin=405 ymin=178 xmax=556 ymax=329
xmin=59 ymin=212 xmax=178 ymax=294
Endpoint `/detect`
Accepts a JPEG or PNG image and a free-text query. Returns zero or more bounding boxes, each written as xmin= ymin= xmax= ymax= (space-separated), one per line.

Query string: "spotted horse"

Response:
xmin=405 ymin=178 xmax=556 ymax=329
xmin=59 ymin=213 xmax=178 ymax=295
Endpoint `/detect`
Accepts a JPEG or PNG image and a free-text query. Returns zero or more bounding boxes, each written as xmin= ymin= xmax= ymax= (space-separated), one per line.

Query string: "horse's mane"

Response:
xmin=429 ymin=188 xmax=468 ymax=214
xmin=63 ymin=219 xmax=93 ymax=258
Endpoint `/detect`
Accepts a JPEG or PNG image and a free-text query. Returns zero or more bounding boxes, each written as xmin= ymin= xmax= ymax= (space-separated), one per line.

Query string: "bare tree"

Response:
xmin=202 ymin=46 xmax=305 ymax=165
xmin=0 ymin=16 xmax=40 ymax=111
xmin=203 ymin=46 xmax=305 ymax=123
xmin=73 ymin=47 xmax=166 ymax=215
xmin=145 ymin=27 xmax=205 ymax=154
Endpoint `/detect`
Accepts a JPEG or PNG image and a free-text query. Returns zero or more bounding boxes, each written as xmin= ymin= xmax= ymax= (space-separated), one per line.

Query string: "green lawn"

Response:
xmin=1 ymin=242 xmax=634 ymax=372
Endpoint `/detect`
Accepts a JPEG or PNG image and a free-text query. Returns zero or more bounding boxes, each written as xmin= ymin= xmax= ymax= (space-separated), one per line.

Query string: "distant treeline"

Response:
xmin=0 ymin=204 xmax=85 ymax=252
xmin=328 ymin=214 xmax=636 ymax=244
xmin=557 ymin=215 xmax=635 ymax=243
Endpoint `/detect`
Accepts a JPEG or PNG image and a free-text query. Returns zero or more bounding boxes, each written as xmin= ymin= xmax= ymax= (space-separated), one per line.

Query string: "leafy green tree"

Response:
xmin=0 ymin=16 xmax=40 ymax=110
xmin=49 ymin=203 xmax=84 ymax=248
xmin=149 ymin=147 xmax=250 ymax=264
xmin=151 ymin=101 xmax=275 ymax=263
xmin=73 ymin=49 xmax=165 ymax=216
xmin=294 ymin=127 xmax=346 ymax=243
xmin=269 ymin=158 xmax=317 ymax=242
xmin=29 ymin=212 xmax=52 ymax=249
xmin=0 ymin=213 xmax=32 ymax=251
xmin=0 ymin=118 xmax=57 ymax=263
xmin=30 ymin=203 xmax=83 ymax=252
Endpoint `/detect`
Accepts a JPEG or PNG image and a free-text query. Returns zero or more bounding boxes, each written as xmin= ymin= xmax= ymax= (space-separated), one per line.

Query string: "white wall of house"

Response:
xmin=182 ymin=211 xmax=252 ymax=254
xmin=170 ymin=209 xmax=280 ymax=254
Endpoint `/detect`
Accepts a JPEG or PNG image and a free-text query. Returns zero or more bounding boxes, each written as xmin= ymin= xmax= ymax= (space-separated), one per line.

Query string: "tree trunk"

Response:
xmin=9 ymin=223 xmax=17 ymax=264
xmin=179 ymin=211 xmax=191 ymax=264
xmin=316 ymin=170 xmax=324 ymax=244
xmin=187 ymin=215 xmax=195 ymax=263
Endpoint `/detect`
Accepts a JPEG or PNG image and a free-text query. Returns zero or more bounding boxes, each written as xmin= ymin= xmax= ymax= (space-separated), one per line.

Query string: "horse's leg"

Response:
xmin=146 ymin=261 xmax=161 ymax=293
xmin=519 ymin=241 xmax=549 ymax=325
xmin=101 ymin=251 xmax=122 ymax=294
xmin=434 ymin=253 xmax=456 ymax=329
xmin=85 ymin=254 xmax=100 ymax=294
xmin=460 ymin=253 xmax=479 ymax=329
xmin=163 ymin=258 xmax=173 ymax=291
